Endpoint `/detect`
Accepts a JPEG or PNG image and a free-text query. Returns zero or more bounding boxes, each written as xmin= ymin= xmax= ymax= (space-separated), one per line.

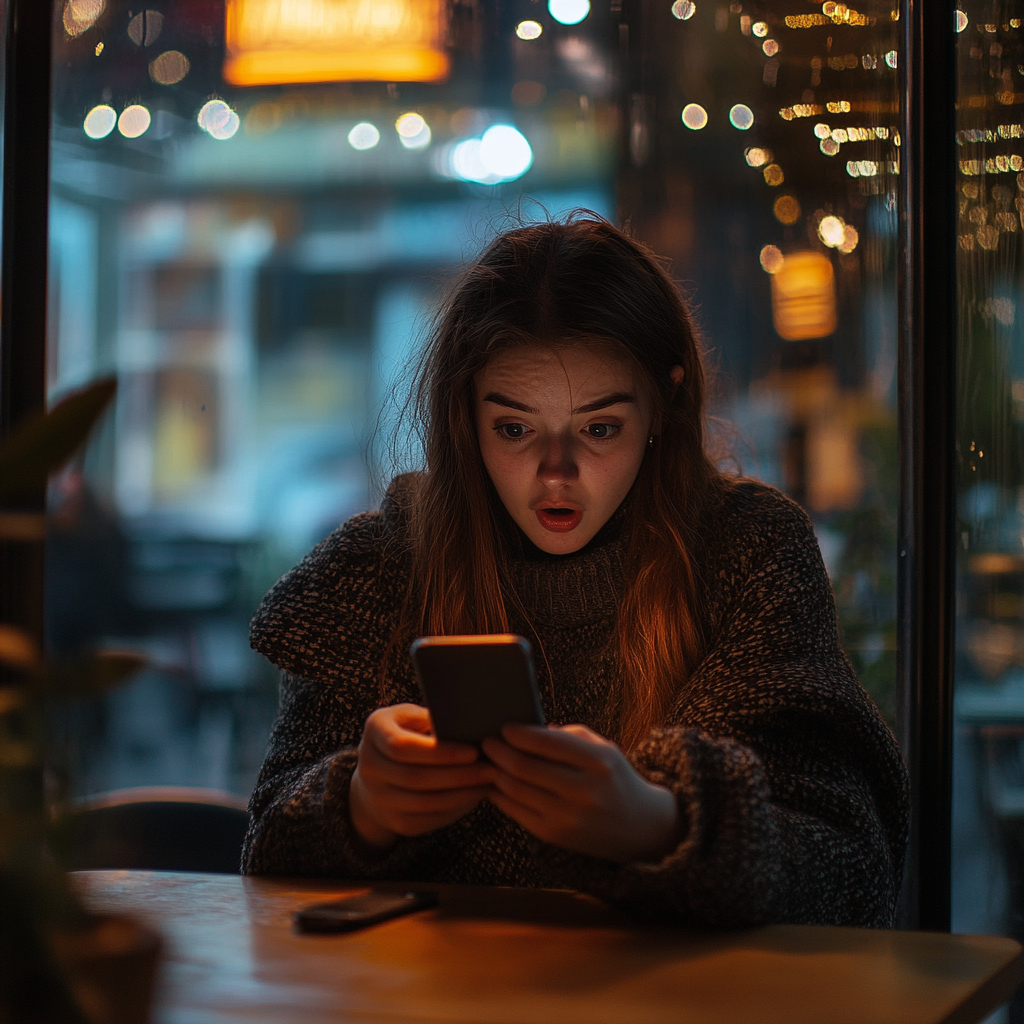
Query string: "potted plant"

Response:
xmin=0 ymin=379 xmax=160 ymax=1024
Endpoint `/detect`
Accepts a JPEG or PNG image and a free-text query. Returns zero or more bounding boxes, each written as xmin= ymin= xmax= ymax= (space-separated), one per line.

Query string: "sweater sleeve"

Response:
xmin=241 ymin=672 xmax=450 ymax=878
xmin=241 ymin=493 xmax=452 ymax=878
xmin=534 ymin=493 xmax=909 ymax=928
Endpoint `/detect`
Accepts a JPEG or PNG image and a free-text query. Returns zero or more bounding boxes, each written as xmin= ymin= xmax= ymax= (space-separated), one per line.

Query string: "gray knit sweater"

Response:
xmin=243 ymin=475 xmax=909 ymax=928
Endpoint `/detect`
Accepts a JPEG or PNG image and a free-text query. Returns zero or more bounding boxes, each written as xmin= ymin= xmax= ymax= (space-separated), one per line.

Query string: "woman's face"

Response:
xmin=474 ymin=343 xmax=654 ymax=555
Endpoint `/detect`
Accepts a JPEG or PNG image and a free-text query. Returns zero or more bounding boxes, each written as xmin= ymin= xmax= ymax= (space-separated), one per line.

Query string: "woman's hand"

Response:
xmin=349 ymin=704 xmax=491 ymax=849
xmin=482 ymin=723 xmax=683 ymax=864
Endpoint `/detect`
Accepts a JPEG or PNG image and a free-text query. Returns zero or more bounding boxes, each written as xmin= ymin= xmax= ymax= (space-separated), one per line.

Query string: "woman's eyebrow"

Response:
xmin=482 ymin=391 xmax=638 ymax=415
xmin=483 ymin=392 xmax=538 ymax=413
xmin=573 ymin=392 xmax=637 ymax=414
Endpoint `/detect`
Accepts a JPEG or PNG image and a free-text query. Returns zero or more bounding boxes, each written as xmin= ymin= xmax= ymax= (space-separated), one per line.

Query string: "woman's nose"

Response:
xmin=537 ymin=433 xmax=578 ymax=486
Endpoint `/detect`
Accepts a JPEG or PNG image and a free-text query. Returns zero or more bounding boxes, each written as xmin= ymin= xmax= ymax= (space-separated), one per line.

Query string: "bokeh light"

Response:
xmin=127 ymin=9 xmax=162 ymax=46
xmin=479 ymin=125 xmax=533 ymax=179
xmin=818 ymin=214 xmax=846 ymax=247
xmin=763 ymin=163 xmax=784 ymax=185
xmin=813 ymin=122 xmax=831 ymax=139
xmin=956 ymin=9 xmax=968 ymax=31
xmin=516 ymin=20 xmax=543 ymax=39
xmin=762 ymin=39 xmax=779 ymax=55
xmin=671 ymin=0 xmax=696 ymax=19
xmin=448 ymin=125 xmax=534 ymax=183
xmin=396 ymin=113 xmax=431 ymax=149
xmin=548 ymin=0 xmax=591 ymax=24
xmin=820 ymin=138 xmax=840 ymax=156
xmin=149 ymin=50 xmax=190 ymax=85
xmin=117 ymin=104 xmax=151 ymax=139
xmin=839 ymin=224 xmax=859 ymax=253
xmin=63 ymin=0 xmax=105 ymax=37
xmin=83 ymin=104 xmax=116 ymax=139
xmin=729 ymin=104 xmax=754 ymax=129
xmin=681 ymin=103 xmax=708 ymax=129
xmin=760 ymin=245 xmax=785 ymax=274
xmin=752 ymin=20 xmax=768 ymax=35
xmin=745 ymin=147 xmax=771 ymax=166
xmin=774 ymin=195 xmax=802 ymax=224
xmin=197 ymin=99 xmax=240 ymax=140
xmin=348 ymin=122 xmax=381 ymax=150
xmin=512 ymin=81 xmax=547 ymax=106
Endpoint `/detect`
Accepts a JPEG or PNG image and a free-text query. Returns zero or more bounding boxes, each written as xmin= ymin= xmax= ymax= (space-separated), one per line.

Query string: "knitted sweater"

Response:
xmin=243 ymin=475 xmax=909 ymax=928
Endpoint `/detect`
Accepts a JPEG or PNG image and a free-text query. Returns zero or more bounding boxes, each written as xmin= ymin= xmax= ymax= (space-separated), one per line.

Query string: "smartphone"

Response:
xmin=294 ymin=890 xmax=439 ymax=933
xmin=410 ymin=633 xmax=545 ymax=745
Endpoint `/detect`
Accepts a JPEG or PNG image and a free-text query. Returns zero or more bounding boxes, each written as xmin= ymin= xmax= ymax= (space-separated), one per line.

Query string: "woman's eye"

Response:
xmin=585 ymin=423 xmax=620 ymax=439
xmin=496 ymin=423 xmax=529 ymax=439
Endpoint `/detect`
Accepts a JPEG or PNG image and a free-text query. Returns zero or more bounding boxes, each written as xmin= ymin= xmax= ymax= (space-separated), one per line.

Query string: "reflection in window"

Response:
xmin=954 ymin=2 xmax=1024 ymax=1014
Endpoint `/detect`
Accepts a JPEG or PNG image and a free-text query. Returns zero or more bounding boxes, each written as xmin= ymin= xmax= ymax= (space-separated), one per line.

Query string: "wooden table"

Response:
xmin=76 ymin=870 xmax=1024 ymax=1024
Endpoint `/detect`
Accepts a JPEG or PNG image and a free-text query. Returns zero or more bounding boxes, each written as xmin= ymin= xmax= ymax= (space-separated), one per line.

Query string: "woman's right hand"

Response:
xmin=349 ymin=703 xmax=491 ymax=849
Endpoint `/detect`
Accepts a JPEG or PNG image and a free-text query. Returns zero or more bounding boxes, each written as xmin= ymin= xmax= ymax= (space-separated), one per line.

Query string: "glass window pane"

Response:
xmin=953 ymin=3 xmax=1024 ymax=1017
xmin=623 ymin=2 xmax=900 ymax=727
xmin=46 ymin=0 xmax=902 ymax=840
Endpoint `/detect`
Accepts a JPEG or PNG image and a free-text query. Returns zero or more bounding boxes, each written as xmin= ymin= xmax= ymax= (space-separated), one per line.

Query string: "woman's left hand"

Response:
xmin=481 ymin=723 xmax=684 ymax=864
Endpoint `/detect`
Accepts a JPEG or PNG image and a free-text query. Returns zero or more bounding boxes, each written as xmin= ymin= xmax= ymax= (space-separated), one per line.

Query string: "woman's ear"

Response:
xmin=670 ymin=365 xmax=685 ymax=390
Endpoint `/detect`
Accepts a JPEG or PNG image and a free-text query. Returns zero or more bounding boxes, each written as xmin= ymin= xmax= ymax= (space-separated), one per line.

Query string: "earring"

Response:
xmin=648 ymin=435 xmax=655 ymax=447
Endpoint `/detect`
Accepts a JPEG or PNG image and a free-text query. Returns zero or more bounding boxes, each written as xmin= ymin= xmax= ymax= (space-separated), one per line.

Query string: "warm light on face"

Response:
xmin=475 ymin=345 xmax=653 ymax=555
xmin=223 ymin=0 xmax=450 ymax=86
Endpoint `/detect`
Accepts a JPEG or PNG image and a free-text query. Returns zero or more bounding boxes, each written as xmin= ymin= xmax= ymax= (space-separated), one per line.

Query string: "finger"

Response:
xmin=389 ymin=703 xmax=434 ymax=734
xmin=377 ymin=784 xmax=492 ymax=816
xmin=500 ymin=722 xmax=613 ymax=769
xmin=362 ymin=757 xmax=492 ymax=792
xmin=482 ymin=738 xmax=581 ymax=794
xmin=488 ymin=766 xmax=564 ymax=817
xmin=371 ymin=723 xmax=479 ymax=766
xmin=486 ymin=789 xmax=550 ymax=838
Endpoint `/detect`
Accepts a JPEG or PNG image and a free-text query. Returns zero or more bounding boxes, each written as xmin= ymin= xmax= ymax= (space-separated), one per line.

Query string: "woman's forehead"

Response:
xmin=477 ymin=343 xmax=638 ymax=391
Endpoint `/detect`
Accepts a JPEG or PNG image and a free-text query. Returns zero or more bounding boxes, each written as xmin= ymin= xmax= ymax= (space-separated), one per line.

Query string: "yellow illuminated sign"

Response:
xmin=770 ymin=251 xmax=838 ymax=341
xmin=224 ymin=0 xmax=450 ymax=86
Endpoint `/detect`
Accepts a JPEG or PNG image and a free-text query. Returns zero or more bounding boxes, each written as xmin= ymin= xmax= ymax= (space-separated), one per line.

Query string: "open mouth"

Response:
xmin=535 ymin=507 xmax=582 ymax=533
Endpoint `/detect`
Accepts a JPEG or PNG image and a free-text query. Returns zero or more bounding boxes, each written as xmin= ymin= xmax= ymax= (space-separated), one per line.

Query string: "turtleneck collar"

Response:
xmin=380 ymin=472 xmax=633 ymax=629
xmin=501 ymin=494 xmax=632 ymax=627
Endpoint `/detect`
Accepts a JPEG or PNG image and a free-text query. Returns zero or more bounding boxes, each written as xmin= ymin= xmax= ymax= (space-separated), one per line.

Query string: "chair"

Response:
xmin=59 ymin=786 xmax=251 ymax=874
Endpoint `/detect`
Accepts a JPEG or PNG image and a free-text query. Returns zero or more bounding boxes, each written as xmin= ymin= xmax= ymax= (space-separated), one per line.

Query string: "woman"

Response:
xmin=243 ymin=217 xmax=909 ymax=928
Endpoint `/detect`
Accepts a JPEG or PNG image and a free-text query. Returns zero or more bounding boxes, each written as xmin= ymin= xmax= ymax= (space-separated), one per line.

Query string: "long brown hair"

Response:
xmin=389 ymin=215 xmax=728 ymax=750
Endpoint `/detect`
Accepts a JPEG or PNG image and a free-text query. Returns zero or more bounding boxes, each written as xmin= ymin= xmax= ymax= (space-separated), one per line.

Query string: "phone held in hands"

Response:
xmin=294 ymin=890 xmax=439 ymax=933
xmin=410 ymin=633 xmax=545 ymax=745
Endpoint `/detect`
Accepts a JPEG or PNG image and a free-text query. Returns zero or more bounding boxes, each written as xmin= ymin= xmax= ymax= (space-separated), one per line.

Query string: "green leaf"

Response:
xmin=42 ymin=651 xmax=147 ymax=699
xmin=0 ymin=377 xmax=116 ymax=500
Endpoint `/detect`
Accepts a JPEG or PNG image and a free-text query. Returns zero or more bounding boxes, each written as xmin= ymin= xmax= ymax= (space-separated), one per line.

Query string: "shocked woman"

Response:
xmin=242 ymin=217 xmax=908 ymax=928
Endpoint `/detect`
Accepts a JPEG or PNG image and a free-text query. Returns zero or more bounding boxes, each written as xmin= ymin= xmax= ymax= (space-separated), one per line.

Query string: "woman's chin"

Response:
xmin=522 ymin=521 xmax=598 ymax=555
